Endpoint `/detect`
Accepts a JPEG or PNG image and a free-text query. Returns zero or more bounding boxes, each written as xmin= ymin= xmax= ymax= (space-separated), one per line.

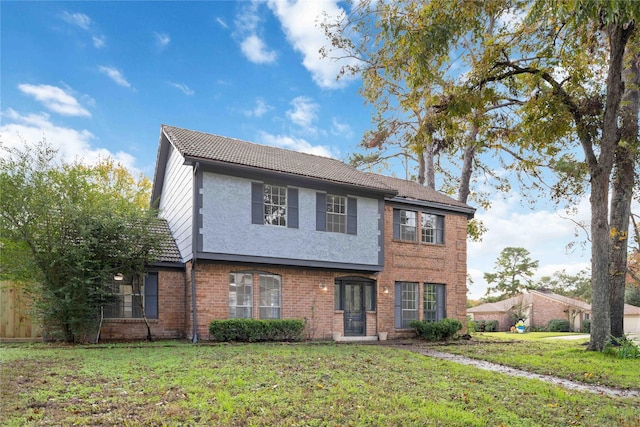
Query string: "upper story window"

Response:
xmin=316 ymin=193 xmax=357 ymax=235
xmin=263 ymin=184 xmax=287 ymax=226
xmin=252 ymin=183 xmax=298 ymax=228
xmin=393 ymin=209 xmax=417 ymax=242
xmin=421 ymin=213 xmax=444 ymax=244
xmin=326 ymin=195 xmax=346 ymax=233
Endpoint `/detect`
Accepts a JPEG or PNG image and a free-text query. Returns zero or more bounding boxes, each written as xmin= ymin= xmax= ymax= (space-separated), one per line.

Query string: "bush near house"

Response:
xmin=581 ymin=319 xmax=591 ymax=333
xmin=209 ymin=319 xmax=305 ymax=342
xmin=547 ymin=319 xmax=571 ymax=332
xmin=410 ymin=318 xmax=463 ymax=341
xmin=469 ymin=319 xmax=499 ymax=332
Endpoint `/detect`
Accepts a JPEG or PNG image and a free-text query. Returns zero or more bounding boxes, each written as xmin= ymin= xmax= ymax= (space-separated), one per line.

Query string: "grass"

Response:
xmin=1 ymin=340 xmax=639 ymax=426
xmin=436 ymin=332 xmax=639 ymax=389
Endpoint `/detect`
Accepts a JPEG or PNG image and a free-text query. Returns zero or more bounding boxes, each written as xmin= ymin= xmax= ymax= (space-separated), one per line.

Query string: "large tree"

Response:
xmin=323 ymin=0 xmax=639 ymax=351
xmin=0 ymin=141 xmax=163 ymax=343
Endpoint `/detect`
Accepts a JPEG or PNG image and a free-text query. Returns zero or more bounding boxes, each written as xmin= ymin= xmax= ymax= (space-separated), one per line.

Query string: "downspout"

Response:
xmin=191 ymin=162 xmax=200 ymax=343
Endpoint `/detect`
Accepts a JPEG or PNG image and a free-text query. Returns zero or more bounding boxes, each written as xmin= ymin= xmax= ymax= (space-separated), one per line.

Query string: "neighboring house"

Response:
xmin=624 ymin=304 xmax=640 ymax=335
xmin=133 ymin=124 xmax=475 ymax=341
xmin=468 ymin=290 xmax=592 ymax=332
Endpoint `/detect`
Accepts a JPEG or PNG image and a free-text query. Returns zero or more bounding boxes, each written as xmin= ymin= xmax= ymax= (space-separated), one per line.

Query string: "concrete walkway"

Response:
xmin=391 ymin=344 xmax=640 ymax=400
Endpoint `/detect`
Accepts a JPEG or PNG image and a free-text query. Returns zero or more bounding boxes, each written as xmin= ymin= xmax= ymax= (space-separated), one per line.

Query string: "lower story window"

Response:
xmin=395 ymin=281 xmax=418 ymax=328
xmin=230 ymin=273 xmax=253 ymax=318
xmin=424 ymin=283 xmax=446 ymax=321
xmin=104 ymin=273 xmax=158 ymax=319
xmin=259 ymin=274 xmax=281 ymax=319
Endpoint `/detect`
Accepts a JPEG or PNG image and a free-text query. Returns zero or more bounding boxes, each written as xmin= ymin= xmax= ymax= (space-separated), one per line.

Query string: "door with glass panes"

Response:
xmin=335 ymin=278 xmax=375 ymax=336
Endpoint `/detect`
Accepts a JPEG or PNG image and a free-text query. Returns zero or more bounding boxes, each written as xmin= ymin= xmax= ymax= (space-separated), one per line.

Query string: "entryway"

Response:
xmin=335 ymin=277 xmax=375 ymax=337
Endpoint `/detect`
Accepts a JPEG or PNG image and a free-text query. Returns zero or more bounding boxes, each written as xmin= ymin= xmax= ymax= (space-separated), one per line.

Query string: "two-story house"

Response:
xmin=105 ymin=124 xmax=475 ymax=341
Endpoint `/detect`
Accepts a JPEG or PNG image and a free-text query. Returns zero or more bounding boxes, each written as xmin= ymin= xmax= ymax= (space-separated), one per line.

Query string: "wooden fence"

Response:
xmin=0 ymin=282 xmax=41 ymax=341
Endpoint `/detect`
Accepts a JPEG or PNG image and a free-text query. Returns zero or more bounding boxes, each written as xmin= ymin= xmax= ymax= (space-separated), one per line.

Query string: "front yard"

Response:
xmin=1 ymin=340 xmax=638 ymax=426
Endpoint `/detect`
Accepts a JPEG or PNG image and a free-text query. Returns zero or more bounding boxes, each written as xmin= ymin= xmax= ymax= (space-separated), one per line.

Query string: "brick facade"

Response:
xmin=101 ymin=269 xmax=187 ymax=340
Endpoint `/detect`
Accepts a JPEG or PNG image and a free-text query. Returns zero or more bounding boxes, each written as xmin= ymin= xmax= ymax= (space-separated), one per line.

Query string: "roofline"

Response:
xmin=185 ymin=155 xmax=398 ymax=198
xmin=387 ymin=196 xmax=476 ymax=218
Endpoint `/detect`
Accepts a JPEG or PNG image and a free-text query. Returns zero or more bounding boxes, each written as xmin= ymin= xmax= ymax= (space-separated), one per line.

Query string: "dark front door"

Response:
xmin=344 ymin=282 xmax=365 ymax=336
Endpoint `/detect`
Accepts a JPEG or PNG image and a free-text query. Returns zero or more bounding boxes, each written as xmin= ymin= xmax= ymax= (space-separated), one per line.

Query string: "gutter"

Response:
xmin=190 ymin=161 xmax=199 ymax=343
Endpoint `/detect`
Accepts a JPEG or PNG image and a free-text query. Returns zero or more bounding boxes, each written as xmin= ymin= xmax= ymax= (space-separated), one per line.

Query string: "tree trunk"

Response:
xmin=458 ymin=123 xmax=479 ymax=204
xmin=424 ymin=143 xmax=436 ymax=189
xmin=610 ymin=51 xmax=640 ymax=339
xmin=587 ymin=23 xmax=632 ymax=351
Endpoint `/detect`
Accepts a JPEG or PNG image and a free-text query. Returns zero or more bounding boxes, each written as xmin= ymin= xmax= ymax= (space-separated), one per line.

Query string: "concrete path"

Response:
xmin=392 ymin=344 xmax=640 ymax=400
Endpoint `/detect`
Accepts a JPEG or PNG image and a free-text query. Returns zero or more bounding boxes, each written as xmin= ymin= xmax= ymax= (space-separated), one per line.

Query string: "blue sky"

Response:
xmin=1 ymin=1 xmax=593 ymax=299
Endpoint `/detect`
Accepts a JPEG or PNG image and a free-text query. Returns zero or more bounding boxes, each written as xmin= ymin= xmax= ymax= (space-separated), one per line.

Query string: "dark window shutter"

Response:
xmin=316 ymin=192 xmax=326 ymax=231
xmin=144 ymin=272 xmax=159 ymax=319
xmin=437 ymin=215 xmax=445 ymax=244
xmin=287 ymin=188 xmax=299 ymax=229
xmin=394 ymin=282 xmax=402 ymax=329
xmin=347 ymin=197 xmax=357 ymax=235
xmin=393 ymin=209 xmax=401 ymax=239
xmin=436 ymin=284 xmax=446 ymax=320
xmin=251 ymin=182 xmax=264 ymax=224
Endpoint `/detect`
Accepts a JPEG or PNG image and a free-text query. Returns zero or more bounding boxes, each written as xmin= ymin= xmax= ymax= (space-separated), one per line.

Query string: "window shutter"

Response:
xmin=316 ymin=192 xmax=326 ymax=231
xmin=394 ymin=282 xmax=402 ymax=329
xmin=393 ymin=209 xmax=401 ymax=239
xmin=251 ymin=182 xmax=264 ymax=224
xmin=144 ymin=272 xmax=159 ymax=319
xmin=347 ymin=197 xmax=357 ymax=235
xmin=436 ymin=284 xmax=446 ymax=320
xmin=437 ymin=215 xmax=445 ymax=244
xmin=287 ymin=188 xmax=299 ymax=228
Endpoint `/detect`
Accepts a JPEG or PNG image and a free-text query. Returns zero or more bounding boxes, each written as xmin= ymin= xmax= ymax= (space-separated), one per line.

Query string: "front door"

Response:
xmin=344 ymin=282 xmax=365 ymax=336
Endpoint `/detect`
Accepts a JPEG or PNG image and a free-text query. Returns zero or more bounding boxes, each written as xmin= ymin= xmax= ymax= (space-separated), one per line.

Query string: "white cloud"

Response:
xmin=98 ymin=66 xmax=132 ymax=88
xmin=467 ymin=193 xmax=592 ymax=299
xmin=0 ymin=109 xmax=137 ymax=172
xmin=257 ymin=131 xmax=336 ymax=158
xmin=240 ymin=35 xmax=277 ymax=64
xmin=216 ymin=17 xmax=228 ymax=29
xmin=18 ymin=84 xmax=91 ymax=117
xmin=266 ymin=0 xmax=358 ymax=89
xmin=169 ymin=82 xmax=194 ymax=95
xmin=60 ymin=11 xmax=106 ymax=49
xmin=92 ymin=35 xmax=106 ymax=48
xmin=61 ymin=11 xmax=92 ymax=30
xmin=234 ymin=2 xmax=277 ymax=64
xmin=331 ymin=117 xmax=353 ymax=139
xmin=286 ymin=96 xmax=319 ymax=128
xmin=244 ymin=98 xmax=272 ymax=117
xmin=153 ymin=32 xmax=171 ymax=50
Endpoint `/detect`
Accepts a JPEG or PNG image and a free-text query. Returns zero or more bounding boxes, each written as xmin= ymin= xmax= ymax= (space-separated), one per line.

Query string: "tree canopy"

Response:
xmin=0 ymin=141 xmax=164 ymax=342
xmin=484 ymin=247 xmax=540 ymax=299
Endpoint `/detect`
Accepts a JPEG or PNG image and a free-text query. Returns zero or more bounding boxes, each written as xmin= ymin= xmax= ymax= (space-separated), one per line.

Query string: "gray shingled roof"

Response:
xmin=368 ymin=173 xmax=472 ymax=210
xmin=468 ymin=290 xmax=591 ymax=313
xmin=160 ymin=124 xmax=474 ymax=213
xmin=162 ymin=125 xmax=393 ymax=193
xmin=149 ymin=218 xmax=182 ymax=264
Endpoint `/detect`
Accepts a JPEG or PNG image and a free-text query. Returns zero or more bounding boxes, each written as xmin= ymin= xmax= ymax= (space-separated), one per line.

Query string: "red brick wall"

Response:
xmin=377 ymin=206 xmax=469 ymax=338
xmin=529 ymin=293 xmax=572 ymax=330
xmin=470 ymin=313 xmax=513 ymax=331
xmin=101 ymin=269 xmax=187 ymax=341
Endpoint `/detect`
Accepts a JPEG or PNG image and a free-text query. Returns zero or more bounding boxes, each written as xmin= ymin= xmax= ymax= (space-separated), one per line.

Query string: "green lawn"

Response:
xmin=1 ymin=341 xmax=638 ymax=426
xmin=434 ymin=333 xmax=639 ymax=390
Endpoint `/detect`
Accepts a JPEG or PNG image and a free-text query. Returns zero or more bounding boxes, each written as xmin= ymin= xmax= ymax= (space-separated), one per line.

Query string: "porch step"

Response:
xmin=333 ymin=335 xmax=379 ymax=342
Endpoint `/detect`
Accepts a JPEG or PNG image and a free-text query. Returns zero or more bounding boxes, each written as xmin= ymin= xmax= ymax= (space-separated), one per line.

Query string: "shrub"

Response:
xmin=209 ymin=319 xmax=305 ymax=342
xmin=410 ymin=318 xmax=463 ymax=341
xmin=470 ymin=320 xmax=485 ymax=332
xmin=484 ymin=320 xmax=499 ymax=332
xmin=547 ymin=319 xmax=571 ymax=332
xmin=581 ymin=319 xmax=591 ymax=333
xmin=604 ymin=336 xmax=640 ymax=359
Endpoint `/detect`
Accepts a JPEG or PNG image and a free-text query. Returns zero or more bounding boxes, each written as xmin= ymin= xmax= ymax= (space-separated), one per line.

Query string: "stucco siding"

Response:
xmin=159 ymin=143 xmax=193 ymax=261
xmin=200 ymin=172 xmax=381 ymax=267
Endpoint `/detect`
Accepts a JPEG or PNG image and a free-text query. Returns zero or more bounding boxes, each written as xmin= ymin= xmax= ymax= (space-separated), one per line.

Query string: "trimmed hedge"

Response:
xmin=547 ymin=319 xmax=571 ymax=332
xmin=410 ymin=318 xmax=463 ymax=341
xmin=209 ymin=319 xmax=305 ymax=342
xmin=581 ymin=319 xmax=591 ymax=333
xmin=469 ymin=319 xmax=499 ymax=333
